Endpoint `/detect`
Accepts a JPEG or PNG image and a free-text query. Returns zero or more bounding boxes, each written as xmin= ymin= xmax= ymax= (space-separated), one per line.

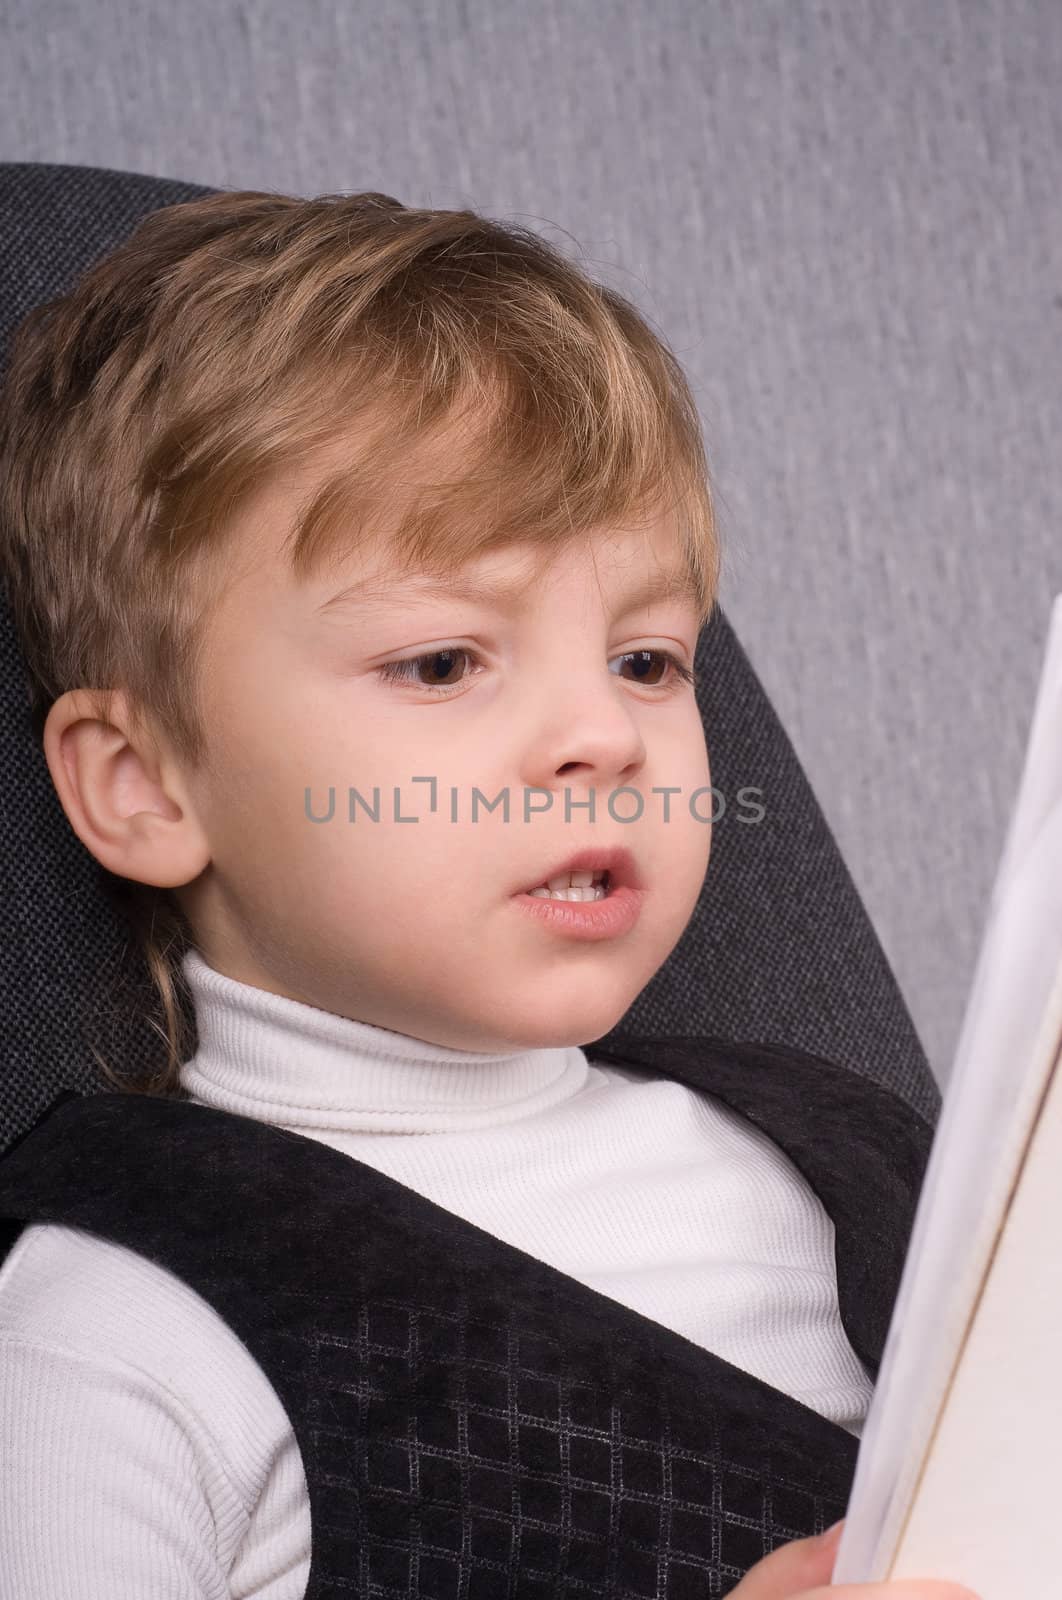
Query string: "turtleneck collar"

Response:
xmin=177 ymin=948 xmax=592 ymax=1134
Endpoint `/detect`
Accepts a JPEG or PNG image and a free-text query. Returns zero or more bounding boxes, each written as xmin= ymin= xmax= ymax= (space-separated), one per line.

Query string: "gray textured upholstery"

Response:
xmin=0 ymin=161 xmax=939 ymax=1151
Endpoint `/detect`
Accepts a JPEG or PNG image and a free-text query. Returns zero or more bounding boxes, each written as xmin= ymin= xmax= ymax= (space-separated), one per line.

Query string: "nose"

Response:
xmin=518 ymin=665 xmax=648 ymax=796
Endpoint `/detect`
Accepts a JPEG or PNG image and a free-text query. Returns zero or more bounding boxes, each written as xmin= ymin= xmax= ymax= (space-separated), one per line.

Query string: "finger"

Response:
xmin=797 ymin=1587 xmax=980 ymax=1600
xmin=728 ymin=1522 xmax=845 ymax=1598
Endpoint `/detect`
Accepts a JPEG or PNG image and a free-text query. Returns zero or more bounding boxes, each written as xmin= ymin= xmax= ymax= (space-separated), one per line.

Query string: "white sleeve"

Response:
xmin=0 ymin=1332 xmax=240 ymax=1599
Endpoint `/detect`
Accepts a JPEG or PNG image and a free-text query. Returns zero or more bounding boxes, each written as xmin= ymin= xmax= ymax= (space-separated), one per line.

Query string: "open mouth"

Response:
xmin=524 ymin=870 xmax=611 ymax=902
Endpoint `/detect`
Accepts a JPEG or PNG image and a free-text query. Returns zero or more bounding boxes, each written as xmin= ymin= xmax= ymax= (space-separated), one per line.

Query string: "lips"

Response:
xmin=515 ymin=845 xmax=643 ymax=897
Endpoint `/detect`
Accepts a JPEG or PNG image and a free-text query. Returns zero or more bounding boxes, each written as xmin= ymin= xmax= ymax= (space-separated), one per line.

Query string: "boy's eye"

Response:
xmin=608 ymin=649 xmax=696 ymax=689
xmin=378 ymin=647 xmax=474 ymax=692
xmin=375 ymin=647 xmax=696 ymax=695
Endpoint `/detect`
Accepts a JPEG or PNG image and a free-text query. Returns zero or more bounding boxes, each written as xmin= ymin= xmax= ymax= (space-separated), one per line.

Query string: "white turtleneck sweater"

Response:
xmin=0 ymin=950 xmax=872 ymax=1598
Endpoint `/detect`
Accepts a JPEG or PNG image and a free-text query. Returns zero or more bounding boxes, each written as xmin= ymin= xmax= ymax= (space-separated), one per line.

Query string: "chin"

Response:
xmin=478 ymin=993 xmax=634 ymax=1053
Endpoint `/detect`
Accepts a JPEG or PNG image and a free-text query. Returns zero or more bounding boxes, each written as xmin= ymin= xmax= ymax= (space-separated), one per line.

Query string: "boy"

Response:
xmin=0 ymin=190 xmax=976 ymax=1599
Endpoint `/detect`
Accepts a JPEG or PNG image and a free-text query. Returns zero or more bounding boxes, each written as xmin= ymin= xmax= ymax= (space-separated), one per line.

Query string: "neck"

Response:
xmin=177 ymin=948 xmax=593 ymax=1133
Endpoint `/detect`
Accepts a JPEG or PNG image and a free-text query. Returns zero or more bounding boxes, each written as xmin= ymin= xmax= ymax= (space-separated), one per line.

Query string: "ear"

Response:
xmin=42 ymin=687 xmax=211 ymax=890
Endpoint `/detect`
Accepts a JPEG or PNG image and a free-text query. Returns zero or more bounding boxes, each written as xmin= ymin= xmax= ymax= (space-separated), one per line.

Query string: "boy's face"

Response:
xmin=116 ymin=460 xmax=712 ymax=1052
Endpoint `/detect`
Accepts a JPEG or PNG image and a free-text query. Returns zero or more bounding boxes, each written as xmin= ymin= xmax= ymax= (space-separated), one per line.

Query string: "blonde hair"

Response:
xmin=0 ymin=188 xmax=721 ymax=1096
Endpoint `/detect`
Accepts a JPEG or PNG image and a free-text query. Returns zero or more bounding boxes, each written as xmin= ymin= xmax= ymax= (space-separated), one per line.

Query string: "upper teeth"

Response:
xmin=529 ymin=870 xmax=608 ymax=899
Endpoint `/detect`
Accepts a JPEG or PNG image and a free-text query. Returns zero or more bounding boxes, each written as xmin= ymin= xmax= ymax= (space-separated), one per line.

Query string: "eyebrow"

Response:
xmin=316 ymin=564 xmax=701 ymax=619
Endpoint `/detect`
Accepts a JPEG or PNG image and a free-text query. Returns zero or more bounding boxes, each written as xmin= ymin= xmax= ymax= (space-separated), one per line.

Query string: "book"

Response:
xmin=831 ymin=591 xmax=1062 ymax=1596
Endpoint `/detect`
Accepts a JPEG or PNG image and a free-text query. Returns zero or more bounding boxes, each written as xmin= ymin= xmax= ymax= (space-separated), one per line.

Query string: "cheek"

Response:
xmin=656 ymin=721 xmax=713 ymax=869
xmin=665 ymin=709 xmax=711 ymax=791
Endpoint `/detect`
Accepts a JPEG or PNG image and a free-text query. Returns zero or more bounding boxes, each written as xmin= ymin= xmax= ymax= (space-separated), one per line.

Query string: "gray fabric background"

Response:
xmin=1 ymin=0 xmax=1059 ymax=1089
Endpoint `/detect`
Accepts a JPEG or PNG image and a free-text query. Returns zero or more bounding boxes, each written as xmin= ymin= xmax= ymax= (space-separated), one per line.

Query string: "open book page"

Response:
xmin=831 ymin=591 xmax=1062 ymax=1591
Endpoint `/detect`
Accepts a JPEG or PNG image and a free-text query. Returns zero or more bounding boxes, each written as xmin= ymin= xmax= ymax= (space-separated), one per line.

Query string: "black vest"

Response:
xmin=0 ymin=1035 xmax=932 ymax=1598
